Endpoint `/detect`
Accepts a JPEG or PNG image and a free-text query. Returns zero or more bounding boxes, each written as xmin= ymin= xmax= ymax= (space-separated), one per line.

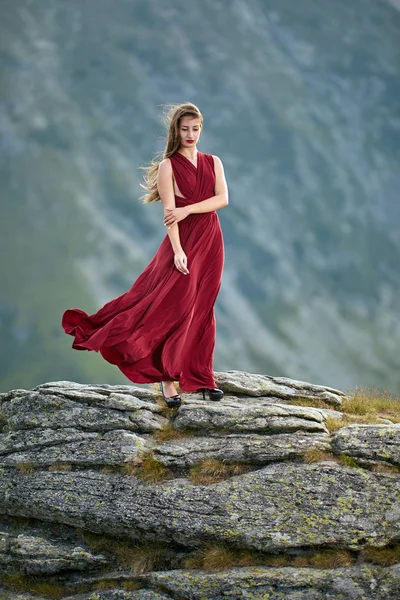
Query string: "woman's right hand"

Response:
xmin=174 ymin=250 xmax=190 ymax=275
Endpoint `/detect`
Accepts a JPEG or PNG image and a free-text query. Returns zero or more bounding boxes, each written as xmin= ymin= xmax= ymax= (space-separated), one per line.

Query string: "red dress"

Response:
xmin=61 ymin=151 xmax=225 ymax=392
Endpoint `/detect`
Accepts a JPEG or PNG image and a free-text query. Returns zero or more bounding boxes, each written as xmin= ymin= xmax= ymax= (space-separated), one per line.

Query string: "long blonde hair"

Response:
xmin=139 ymin=102 xmax=203 ymax=203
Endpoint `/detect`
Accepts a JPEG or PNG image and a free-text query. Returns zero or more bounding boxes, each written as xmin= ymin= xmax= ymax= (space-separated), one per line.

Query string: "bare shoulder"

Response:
xmin=212 ymin=155 xmax=226 ymax=175
xmin=158 ymin=157 xmax=172 ymax=172
xmin=211 ymin=154 xmax=224 ymax=173
xmin=212 ymin=154 xmax=224 ymax=167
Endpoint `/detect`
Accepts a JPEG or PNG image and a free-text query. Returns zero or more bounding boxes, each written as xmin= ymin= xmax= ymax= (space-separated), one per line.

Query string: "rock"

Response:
xmin=32 ymin=381 xmax=161 ymax=401
xmin=0 ymin=528 xmax=108 ymax=575
xmin=0 ymin=428 xmax=148 ymax=468
xmin=65 ymin=592 xmax=171 ymax=599
xmin=215 ymin=370 xmax=344 ymax=406
xmin=154 ymin=432 xmax=331 ymax=467
xmin=0 ymin=385 xmax=168 ymax=435
xmin=0 ymin=591 xmax=171 ymax=600
xmin=0 ymin=462 xmax=397 ymax=552
xmin=0 ymin=375 xmax=398 ymax=600
xmin=174 ymin=400 xmax=329 ymax=434
xmin=332 ymin=424 xmax=400 ymax=467
xmin=141 ymin=563 xmax=400 ymax=600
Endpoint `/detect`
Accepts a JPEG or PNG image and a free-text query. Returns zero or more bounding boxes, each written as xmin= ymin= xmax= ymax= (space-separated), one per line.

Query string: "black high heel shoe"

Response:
xmin=201 ymin=387 xmax=224 ymax=401
xmin=160 ymin=381 xmax=181 ymax=408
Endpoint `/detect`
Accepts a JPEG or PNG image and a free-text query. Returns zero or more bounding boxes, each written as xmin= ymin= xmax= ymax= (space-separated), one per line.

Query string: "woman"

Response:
xmin=62 ymin=102 xmax=228 ymax=408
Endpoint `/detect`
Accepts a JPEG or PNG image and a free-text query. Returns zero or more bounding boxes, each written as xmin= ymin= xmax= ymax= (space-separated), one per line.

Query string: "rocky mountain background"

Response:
xmin=0 ymin=371 xmax=399 ymax=598
xmin=1 ymin=0 xmax=400 ymax=394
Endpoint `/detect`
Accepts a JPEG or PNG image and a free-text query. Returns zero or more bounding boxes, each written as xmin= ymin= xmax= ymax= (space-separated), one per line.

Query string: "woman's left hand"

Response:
xmin=164 ymin=207 xmax=190 ymax=229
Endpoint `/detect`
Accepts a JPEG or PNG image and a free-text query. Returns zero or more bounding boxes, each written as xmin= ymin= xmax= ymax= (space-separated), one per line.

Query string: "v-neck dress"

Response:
xmin=61 ymin=150 xmax=225 ymax=392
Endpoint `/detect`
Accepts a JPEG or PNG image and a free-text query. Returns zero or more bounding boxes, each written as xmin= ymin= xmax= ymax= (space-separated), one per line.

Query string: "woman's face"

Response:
xmin=178 ymin=115 xmax=202 ymax=149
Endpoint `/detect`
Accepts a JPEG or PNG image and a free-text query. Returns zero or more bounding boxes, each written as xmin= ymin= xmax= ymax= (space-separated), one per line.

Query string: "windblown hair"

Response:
xmin=139 ymin=102 xmax=203 ymax=203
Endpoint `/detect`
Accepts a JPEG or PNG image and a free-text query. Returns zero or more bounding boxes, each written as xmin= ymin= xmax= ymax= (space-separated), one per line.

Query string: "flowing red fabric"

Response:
xmin=61 ymin=151 xmax=224 ymax=392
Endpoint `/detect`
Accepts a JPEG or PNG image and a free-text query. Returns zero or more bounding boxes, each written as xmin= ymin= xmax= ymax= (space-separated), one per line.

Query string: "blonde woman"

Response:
xmin=62 ymin=102 xmax=228 ymax=408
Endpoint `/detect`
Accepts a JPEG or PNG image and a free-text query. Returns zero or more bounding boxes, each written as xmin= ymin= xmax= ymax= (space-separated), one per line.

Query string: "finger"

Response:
xmin=176 ymin=262 xmax=186 ymax=274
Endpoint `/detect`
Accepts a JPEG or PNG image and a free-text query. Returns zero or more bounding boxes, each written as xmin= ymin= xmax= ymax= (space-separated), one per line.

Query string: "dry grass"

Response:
xmin=115 ymin=541 xmax=168 ymax=574
xmin=301 ymin=449 xmax=340 ymax=463
xmin=324 ymin=412 xmax=388 ymax=433
xmin=16 ymin=462 xmax=35 ymax=473
xmin=336 ymin=453 xmax=361 ymax=468
xmin=121 ymin=580 xmax=142 ymax=590
xmin=76 ymin=529 xmax=168 ymax=574
xmin=189 ymin=458 xmax=249 ymax=484
xmin=184 ymin=544 xmax=355 ymax=571
xmin=93 ymin=579 xmax=120 ymax=590
xmin=360 ymin=543 xmax=400 ymax=566
xmin=153 ymin=422 xmax=195 ymax=443
xmin=370 ymin=463 xmax=400 ymax=474
xmin=121 ymin=450 xmax=169 ymax=483
xmin=75 ymin=529 xmax=115 ymax=554
xmin=294 ymin=386 xmax=400 ymax=434
xmin=291 ymin=397 xmax=338 ymax=410
xmin=343 ymin=385 xmax=400 ymax=421
xmin=305 ymin=549 xmax=354 ymax=568
xmin=48 ymin=462 xmax=73 ymax=471
xmin=100 ymin=465 xmax=121 ymax=474
xmin=184 ymin=543 xmax=262 ymax=570
xmin=0 ymin=574 xmax=75 ymax=599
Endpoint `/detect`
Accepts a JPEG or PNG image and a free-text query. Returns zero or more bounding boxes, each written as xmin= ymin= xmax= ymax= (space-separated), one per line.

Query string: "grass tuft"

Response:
xmin=306 ymin=548 xmax=354 ymax=568
xmin=76 ymin=528 xmax=168 ymax=576
xmin=121 ymin=580 xmax=142 ymax=590
xmin=301 ymin=449 xmax=339 ymax=463
xmin=75 ymin=529 xmax=169 ymax=574
xmin=115 ymin=541 xmax=169 ymax=574
xmin=184 ymin=544 xmax=356 ymax=571
xmin=122 ymin=450 xmax=169 ymax=483
xmin=360 ymin=543 xmax=400 ymax=566
xmin=343 ymin=385 xmax=400 ymax=420
xmin=0 ymin=574 xmax=75 ymax=598
xmin=291 ymin=397 xmax=337 ymax=410
xmin=189 ymin=458 xmax=249 ymax=484
xmin=306 ymin=386 xmax=400 ymax=433
xmin=48 ymin=462 xmax=73 ymax=471
xmin=184 ymin=543 xmax=262 ymax=571
xmin=324 ymin=413 xmax=384 ymax=433
xmin=153 ymin=422 xmax=190 ymax=442
xmin=370 ymin=462 xmax=400 ymax=474
xmin=100 ymin=465 xmax=121 ymax=474
xmin=17 ymin=462 xmax=35 ymax=473
xmin=337 ymin=453 xmax=361 ymax=468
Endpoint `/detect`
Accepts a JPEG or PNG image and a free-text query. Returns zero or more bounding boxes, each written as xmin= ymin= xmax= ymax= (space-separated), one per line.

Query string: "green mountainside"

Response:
xmin=1 ymin=0 xmax=399 ymax=394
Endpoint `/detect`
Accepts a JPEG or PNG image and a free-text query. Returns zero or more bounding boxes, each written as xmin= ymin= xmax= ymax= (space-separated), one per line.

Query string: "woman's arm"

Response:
xmin=188 ymin=155 xmax=229 ymax=215
xmin=157 ymin=159 xmax=183 ymax=253
xmin=158 ymin=160 xmax=190 ymax=274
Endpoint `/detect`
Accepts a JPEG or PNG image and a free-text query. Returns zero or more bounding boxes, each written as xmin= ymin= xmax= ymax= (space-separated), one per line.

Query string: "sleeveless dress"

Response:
xmin=61 ymin=150 xmax=225 ymax=392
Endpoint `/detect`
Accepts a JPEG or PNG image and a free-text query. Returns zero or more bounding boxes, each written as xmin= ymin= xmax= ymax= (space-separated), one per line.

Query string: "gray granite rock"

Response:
xmin=0 ymin=377 xmax=398 ymax=600
xmin=0 ymin=386 xmax=168 ymax=435
xmin=0 ymin=529 xmax=108 ymax=575
xmin=141 ymin=563 xmax=400 ymax=600
xmin=154 ymin=432 xmax=331 ymax=467
xmin=215 ymin=370 xmax=344 ymax=406
xmin=174 ymin=400 xmax=329 ymax=434
xmin=331 ymin=424 xmax=400 ymax=466
xmin=0 ymin=428 xmax=148 ymax=468
xmin=0 ymin=462 xmax=397 ymax=552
